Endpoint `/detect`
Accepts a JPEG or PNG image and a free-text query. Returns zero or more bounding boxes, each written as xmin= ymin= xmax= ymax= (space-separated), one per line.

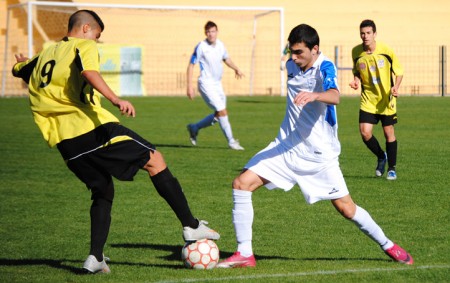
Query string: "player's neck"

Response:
xmin=364 ymin=41 xmax=376 ymax=54
xmin=206 ymin=39 xmax=217 ymax=46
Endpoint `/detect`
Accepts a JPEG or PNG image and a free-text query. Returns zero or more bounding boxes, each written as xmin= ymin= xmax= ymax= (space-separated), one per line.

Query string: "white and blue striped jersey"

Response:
xmin=189 ymin=39 xmax=229 ymax=83
xmin=276 ymin=53 xmax=341 ymax=163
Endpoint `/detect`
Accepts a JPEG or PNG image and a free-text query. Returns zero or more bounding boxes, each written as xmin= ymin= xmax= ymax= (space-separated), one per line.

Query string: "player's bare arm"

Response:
xmin=82 ymin=70 xmax=135 ymax=117
xmin=391 ymin=75 xmax=403 ymax=97
xmin=14 ymin=53 xmax=29 ymax=63
xmin=293 ymin=88 xmax=340 ymax=107
xmin=224 ymin=58 xmax=244 ymax=79
xmin=349 ymin=76 xmax=360 ymax=90
xmin=186 ymin=63 xmax=195 ymax=100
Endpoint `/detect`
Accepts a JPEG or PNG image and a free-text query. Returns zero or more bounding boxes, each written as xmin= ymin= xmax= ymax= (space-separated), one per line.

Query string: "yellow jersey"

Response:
xmin=12 ymin=37 xmax=119 ymax=147
xmin=352 ymin=41 xmax=403 ymax=115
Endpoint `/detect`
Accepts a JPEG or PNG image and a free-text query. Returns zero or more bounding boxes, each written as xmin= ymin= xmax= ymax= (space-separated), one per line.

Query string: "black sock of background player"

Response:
xmin=363 ymin=135 xmax=385 ymax=159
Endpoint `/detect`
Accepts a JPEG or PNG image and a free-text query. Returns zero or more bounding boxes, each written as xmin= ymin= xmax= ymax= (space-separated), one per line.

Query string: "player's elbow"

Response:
xmin=334 ymin=95 xmax=341 ymax=105
xmin=328 ymin=89 xmax=340 ymax=105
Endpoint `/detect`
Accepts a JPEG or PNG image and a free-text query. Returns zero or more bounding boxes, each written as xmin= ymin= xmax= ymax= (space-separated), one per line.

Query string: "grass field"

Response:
xmin=0 ymin=95 xmax=449 ymax=282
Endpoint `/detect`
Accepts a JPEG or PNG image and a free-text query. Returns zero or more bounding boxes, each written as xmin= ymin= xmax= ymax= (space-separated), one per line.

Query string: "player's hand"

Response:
xmin=186 ymin=87 xmax=195 ymax=100
xmin=391 ymin=86 xmax=399 ymax=97
xmin=14 ymin=53 xmax=28 ymax=63
xmin=349 ymin=79 xmax=359 ymax=90
xmin=235 ymin=70 xmax=244 ymax=79
xmin=114 ymin=99 xmax=135 ymax=117
xmin=293 ymin=91 xmax=318 ymax=107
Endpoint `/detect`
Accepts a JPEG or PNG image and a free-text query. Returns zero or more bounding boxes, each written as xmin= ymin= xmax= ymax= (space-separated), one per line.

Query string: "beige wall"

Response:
xmin=1 ymin=0 xmax=449 ymax=96
xmin=72 ymin=0 xmax=450 ymax=46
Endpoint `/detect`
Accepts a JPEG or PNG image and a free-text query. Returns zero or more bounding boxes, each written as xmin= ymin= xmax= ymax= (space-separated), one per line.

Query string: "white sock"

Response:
xmin=351 ymin=205 xmax=394 ymax=250
xmin=218 ymin=115 xmax=235 ymax=143
xmin=195 ymin=113 xmax=217 ymax=130
xmin=232 ymin=189 xmax=254 ymax=257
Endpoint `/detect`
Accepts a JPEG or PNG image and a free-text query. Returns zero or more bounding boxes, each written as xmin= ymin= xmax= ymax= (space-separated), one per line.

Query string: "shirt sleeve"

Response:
xmin=189 ymin=43 xmax=201 ymax=64
xmin=320 ymin=60 xmax=339 ymax=92
xmin=351 ymin=46 xmax=361 ymax=76
xmin=221 ymin=41 xmax=229 ymax=60
xmin=77 ymin=40 xmax=100 ymax=73
xmin=390 ymin=49 xmax=404 ymax=77
xmin=12 ymin=54 xmax=40 ymax=84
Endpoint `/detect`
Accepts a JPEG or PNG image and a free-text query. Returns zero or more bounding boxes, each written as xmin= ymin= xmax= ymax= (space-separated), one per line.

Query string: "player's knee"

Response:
xmin=216 ymin=109 xmax=228 ymax=116
xmin=340 ymin=207 xmax=355 ymax=219
xmin=338 ymin=203 xmax=357 ymax=219
xmin=232 ymin=175 xmax=254 ymax=191
xmin=360 ymin=131 xmax=371 ymax=141
xmin=143 ymin=150 xmax=167 ymax=175
xmin=232 ymin=176 xmax=249 ymax=190
xmin=332 ymin=197 xmax=356 ymax=219
xmin=90 ymin=180 xmax=115 ymax=202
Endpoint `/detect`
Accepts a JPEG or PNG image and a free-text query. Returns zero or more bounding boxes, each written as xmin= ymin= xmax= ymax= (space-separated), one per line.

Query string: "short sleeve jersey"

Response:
xmin=189 ymin=39 xmax=228 ymax=83
xmin=279 ymin=53 xmax=341 ymax=162
xmin=352 ymin=41 xmax=404 ymax=115
xmin=12 ymin=37 xmax=119 ymax=147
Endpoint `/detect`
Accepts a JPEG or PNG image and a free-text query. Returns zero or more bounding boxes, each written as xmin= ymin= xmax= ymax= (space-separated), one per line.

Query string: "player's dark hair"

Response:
xmin=204 ymin=21 xmax=217 ymax=31
xmin=288 ymin=24 xmax=319 ymax=50
xmin=360 ymin=19 xmax=376 ymax=33
xmin=68 ymin=10 xmax=104 ymax=32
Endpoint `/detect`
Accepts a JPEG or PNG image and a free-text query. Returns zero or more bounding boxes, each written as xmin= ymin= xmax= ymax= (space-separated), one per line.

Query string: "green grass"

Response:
xmin=0 ymin=95 xmax=449 ymax=282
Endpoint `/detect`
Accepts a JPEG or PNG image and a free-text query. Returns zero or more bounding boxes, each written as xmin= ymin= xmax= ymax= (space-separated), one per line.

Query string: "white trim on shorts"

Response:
xmin=245 ymin=141 xmax=349 ymax=204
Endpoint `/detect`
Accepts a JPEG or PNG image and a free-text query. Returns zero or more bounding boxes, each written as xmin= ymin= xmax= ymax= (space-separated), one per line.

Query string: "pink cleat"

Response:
xmin=384 ymin=243 xmax=414 ymax=265
xmin=216 ymin=251 xmax=256 ymax=268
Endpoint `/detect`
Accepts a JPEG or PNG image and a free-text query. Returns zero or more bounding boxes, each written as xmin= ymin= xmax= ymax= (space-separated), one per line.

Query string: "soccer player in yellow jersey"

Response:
xmin=350 ymin=19 xmax=403 ymax=180
xmin=12 ymin=10 xmax=219 ymax=274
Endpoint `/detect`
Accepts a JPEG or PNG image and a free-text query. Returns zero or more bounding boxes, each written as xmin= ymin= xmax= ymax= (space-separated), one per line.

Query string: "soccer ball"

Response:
xmin=181 ymin=238 xmax=219 ymax=269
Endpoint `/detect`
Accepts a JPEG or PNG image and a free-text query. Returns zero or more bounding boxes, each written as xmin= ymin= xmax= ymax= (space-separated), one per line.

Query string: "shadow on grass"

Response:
xmin=153 ymin=143 xmax=229 ymax=150
xmin=112 ymin=243 xmax=296 ymax=263
xmin=111 ymin=242 xmax=183 ymax=261
xmin=0 ymin=244 xmax=390 ymax=274
xmin=342 ymin=174 xmax=382 ymax=180
xmin=236 ymin=99 xmax=284 ymax=104
xmin=0 ymin=258 xmax=86 ymax=275
xmin=0 ymin=256 xmax=185 ymax=274
xmin=153 ymin=144 xmax=194 ymax=149
xmin=110 ymin=243 xmax=391 ymax=264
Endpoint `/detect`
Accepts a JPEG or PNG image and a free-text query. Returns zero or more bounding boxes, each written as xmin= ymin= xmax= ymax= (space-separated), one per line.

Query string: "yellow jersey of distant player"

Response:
xmin=12 ymin=37 xmax=119 ymax=147
xmin=352 ymin=41 xmax=403 ymax=115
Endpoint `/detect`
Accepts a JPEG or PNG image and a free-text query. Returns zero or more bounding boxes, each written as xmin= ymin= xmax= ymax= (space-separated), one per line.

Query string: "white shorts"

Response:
xmin=244 ymin=141 xmax=349 ymax=204
xmin=198 ymin=80 xmax=226 ymax=112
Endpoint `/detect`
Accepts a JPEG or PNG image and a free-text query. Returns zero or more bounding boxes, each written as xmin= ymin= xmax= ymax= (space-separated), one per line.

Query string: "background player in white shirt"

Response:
xmin=217 ymin=24 xmax=413 ymax=268
xmin=186 ymin=21 xmax=245 ymax=150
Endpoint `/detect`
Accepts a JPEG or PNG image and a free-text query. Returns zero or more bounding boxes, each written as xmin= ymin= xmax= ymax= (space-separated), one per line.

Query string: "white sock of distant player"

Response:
xmin=232 ymin=189 xmax=254 ymax=257
xmin=351 ymin=205 xmax=394 ymax=250
xmin=218 ymin=115 xmax=235 ymax=143
xmin=195 ymin=113 xmax=217 ymax=130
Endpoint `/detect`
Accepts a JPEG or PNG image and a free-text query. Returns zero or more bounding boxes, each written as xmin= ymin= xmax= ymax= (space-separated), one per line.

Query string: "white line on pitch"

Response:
xmin=155 ymin=264 xmax=450 ymax=283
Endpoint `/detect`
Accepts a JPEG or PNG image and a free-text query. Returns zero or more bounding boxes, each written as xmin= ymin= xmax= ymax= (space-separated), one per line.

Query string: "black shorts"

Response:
xmin=57 ymin=123 xmax=155 ymax=201
xmin=359 ymin=110 xmax=397 ymax=126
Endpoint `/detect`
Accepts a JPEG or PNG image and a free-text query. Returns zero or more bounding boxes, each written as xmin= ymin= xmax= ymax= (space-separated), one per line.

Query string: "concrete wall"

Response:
xmin=1 ymin=0 xmax=449 ymax=96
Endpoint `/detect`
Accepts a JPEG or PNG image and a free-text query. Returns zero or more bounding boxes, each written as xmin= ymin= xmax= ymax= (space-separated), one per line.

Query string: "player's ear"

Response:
xmin=82 ymin=24 xmax=91 ymax=33
xmin=312 ymin=45 xmax=319 ymax=55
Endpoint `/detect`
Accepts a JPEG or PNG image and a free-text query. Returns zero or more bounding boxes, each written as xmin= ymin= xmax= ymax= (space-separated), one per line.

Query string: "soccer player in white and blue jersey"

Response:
xmin=186 ymin=21 xmax=245 ymax=150
xmin=217 ymin=24 xmax=413 ymax=268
